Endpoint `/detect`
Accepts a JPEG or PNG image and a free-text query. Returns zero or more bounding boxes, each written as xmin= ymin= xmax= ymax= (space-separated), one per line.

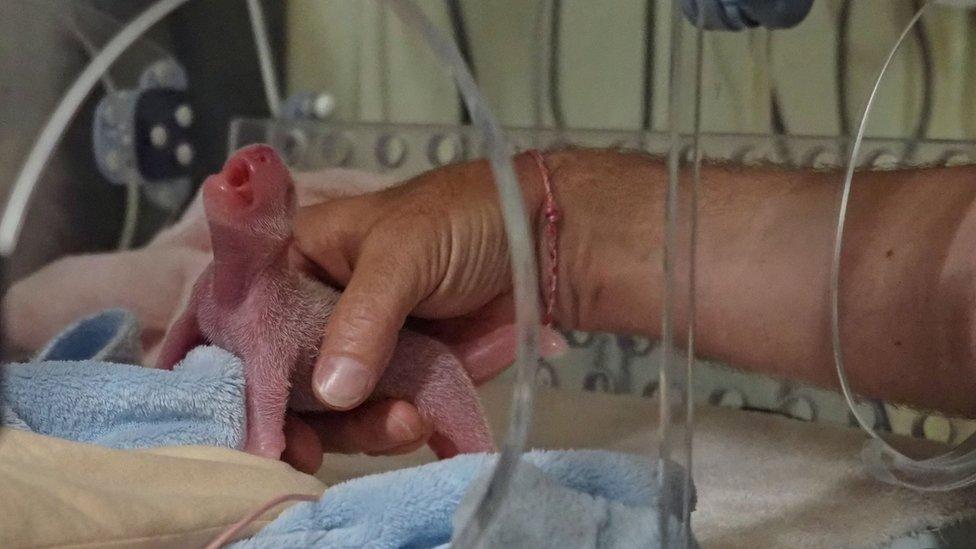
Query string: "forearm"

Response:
xmin=541 ymin=148 xmax=976 ymax=417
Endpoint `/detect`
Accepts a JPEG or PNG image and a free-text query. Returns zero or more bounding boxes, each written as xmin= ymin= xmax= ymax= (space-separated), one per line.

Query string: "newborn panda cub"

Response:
xmin=156 ymin=144 xmax=494 ymax=460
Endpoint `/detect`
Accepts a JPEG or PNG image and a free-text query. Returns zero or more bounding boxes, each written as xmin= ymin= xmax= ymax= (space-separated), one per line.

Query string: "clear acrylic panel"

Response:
xmin=7 ymin=0 xmax=976 ymax=546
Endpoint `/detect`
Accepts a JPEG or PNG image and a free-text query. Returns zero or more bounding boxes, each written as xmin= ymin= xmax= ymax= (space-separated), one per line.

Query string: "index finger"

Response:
xmin=293 ymin=194 xmax=385 ymax=287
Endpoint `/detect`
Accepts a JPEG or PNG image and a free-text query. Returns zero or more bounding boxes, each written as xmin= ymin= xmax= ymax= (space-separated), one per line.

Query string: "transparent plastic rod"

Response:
xmin=246 ymin=0 xmax=282 ymax=118
xmin=204 ymin=493 xmax=319 ymax=549
xmin=377 ymin=5 xmax=391 ymax=123
xmin=117 ymin=175 xmax=141 ymax=250
xmin=0 ymin=0 xmax=192 ymax=257
xmin=378 ymin=1 xmax=542 ymax=546
xmin=657 ymin=1 xmax=701 ymax=546
xmin=832 ymin=0 xmax=976 ymax=491
xmin=530 ymin=0 xmax=550 ymax=128
xmin=48 ymin=0 xmax=172 ymax=63
xmin=684 ymin=0 xmax=704 ymax=541
xmin=59 ymin=10 xmax=119 ymax=94
xmin=58 ymin=9 xmax=141 ymax=251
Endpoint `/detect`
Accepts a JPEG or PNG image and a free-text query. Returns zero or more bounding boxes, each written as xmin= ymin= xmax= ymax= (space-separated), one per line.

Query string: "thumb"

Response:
xmin=312 ymin=240 xmax=424 ymax=410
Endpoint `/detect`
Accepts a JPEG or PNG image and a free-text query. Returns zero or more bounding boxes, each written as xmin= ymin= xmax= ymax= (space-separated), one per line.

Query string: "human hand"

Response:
xmin=283 ymin=154 xmax=568 ymax=472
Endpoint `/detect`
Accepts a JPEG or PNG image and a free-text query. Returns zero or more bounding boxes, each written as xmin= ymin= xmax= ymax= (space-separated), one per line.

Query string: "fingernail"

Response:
xmin=390 ymin=414 xmax=420 ymax=443
xmin=314 ymin=356 xmax=372 ymax=409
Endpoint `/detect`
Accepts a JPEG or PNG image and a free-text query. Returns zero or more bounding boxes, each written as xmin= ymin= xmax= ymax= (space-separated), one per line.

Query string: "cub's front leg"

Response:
xmin=242 ymin=345 xmax=299 ymax=459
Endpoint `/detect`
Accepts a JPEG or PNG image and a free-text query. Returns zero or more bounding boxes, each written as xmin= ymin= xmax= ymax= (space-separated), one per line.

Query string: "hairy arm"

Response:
xmin=544 ymin=148 xmax=976 ymax=417
xmin=283 ymin=147 xmax=976 ymax=470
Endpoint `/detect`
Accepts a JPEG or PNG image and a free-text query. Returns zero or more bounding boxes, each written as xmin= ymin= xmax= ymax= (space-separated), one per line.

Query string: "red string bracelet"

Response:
xmin=527 ymin=149 xmax=559 ymax=327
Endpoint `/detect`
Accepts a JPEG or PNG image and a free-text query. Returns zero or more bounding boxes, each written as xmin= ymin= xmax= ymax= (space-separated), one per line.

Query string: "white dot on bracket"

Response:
xmin=313 ymin=94 xmax=336 ymax=120
xmin=942 ymin=151 xmax=971 ymax=167
xmin=318 ymin=132 xmax=352 ymax=167
xmin=808 ymin=149 xmax=838 ymax=170
xmin=735 ymin=146 xmax=766 ymax=166
xmin=376 ymin=135 xmax=407 ymax=168
xmin=781 ymin=395 xmax=816 ymax=421
xmin=851 ymin=403 xmax=878 ymax=430
xmin=175 ymin=143 xmax=194 ymax=166
xmin=869 ymin=151 xmax=900 ymax=171
xmin=150 ymin=125 xmax=169 ymax=148
xmin=710 ymin=388 xmax=746 ymax=409
xmin=427 ymin=134 xmax=462 ymax=166
xmin=921 ymin=415 xmax=954 ymax=444
xmin=175 ymin=104 xmax=193 ymax=128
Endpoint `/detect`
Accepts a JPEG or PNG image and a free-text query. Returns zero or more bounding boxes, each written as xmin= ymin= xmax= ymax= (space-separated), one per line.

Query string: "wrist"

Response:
xmin=513 ymin=149 xmax=583 ymax=331
xmin=511 ymin=151 xmax=557 ymax=325
xmin=528 ymin=148 xmax=665 ymax=336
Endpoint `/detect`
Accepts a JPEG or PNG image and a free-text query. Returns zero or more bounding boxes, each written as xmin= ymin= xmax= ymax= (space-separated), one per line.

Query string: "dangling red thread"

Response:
xmin=527 ymin=149 xmax=559 ymax=327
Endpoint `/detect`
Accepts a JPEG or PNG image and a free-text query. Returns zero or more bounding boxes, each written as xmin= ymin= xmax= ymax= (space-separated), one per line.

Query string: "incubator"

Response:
xmin=3 ymin=1 xmax=976 ymax=547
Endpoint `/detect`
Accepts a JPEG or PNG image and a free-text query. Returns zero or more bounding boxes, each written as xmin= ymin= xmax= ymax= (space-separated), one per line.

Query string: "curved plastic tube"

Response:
xmin=61 ymin=0 xmax=172 ymax=58
xmin=204 ymin=493 xmax=320 ymax=549
xmin=58 ymin=9 xmax=141 ymax=251
xmin=246 ymin=0 xmax=281 ymax=118
xmin=655 ymin=2 xmax=703 ymax=546
xmin=117 ymin=174 xmax=141 ymax=250
xmin=378 ymin=1 xmax=542 ymax=546
xmin=832 ymin=0 xmax=976 ymax=491
xmin=530 ymin=0 xmax=550 ymax=128
xmin=0 ymin=0 xmax=192 ymax=257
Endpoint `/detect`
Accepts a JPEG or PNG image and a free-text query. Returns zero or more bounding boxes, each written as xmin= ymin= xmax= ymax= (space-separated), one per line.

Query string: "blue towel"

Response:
xmin=0 ymin=309 xmax=245 ymax=450
xmin=3 ymin=309 xmax=698 ymax=547
xmin=233 ymin=450 xmax=698 ymax=548
xmin=33 ymin=308 xmax=143 ymax=364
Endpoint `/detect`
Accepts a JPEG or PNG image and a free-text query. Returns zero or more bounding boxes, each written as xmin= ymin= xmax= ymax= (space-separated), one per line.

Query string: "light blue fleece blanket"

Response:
xmin=234 ymin=450 xmax=698 ymax=549
xmin=0 ymin=309 xmax=245 ymax=449
xmin=1 ymin=308 xmax=697 ymax=547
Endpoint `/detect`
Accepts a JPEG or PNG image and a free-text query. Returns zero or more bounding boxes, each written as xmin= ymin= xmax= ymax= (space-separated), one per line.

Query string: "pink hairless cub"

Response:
xmin=155 ymin=144 xmax=494 ymax=460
